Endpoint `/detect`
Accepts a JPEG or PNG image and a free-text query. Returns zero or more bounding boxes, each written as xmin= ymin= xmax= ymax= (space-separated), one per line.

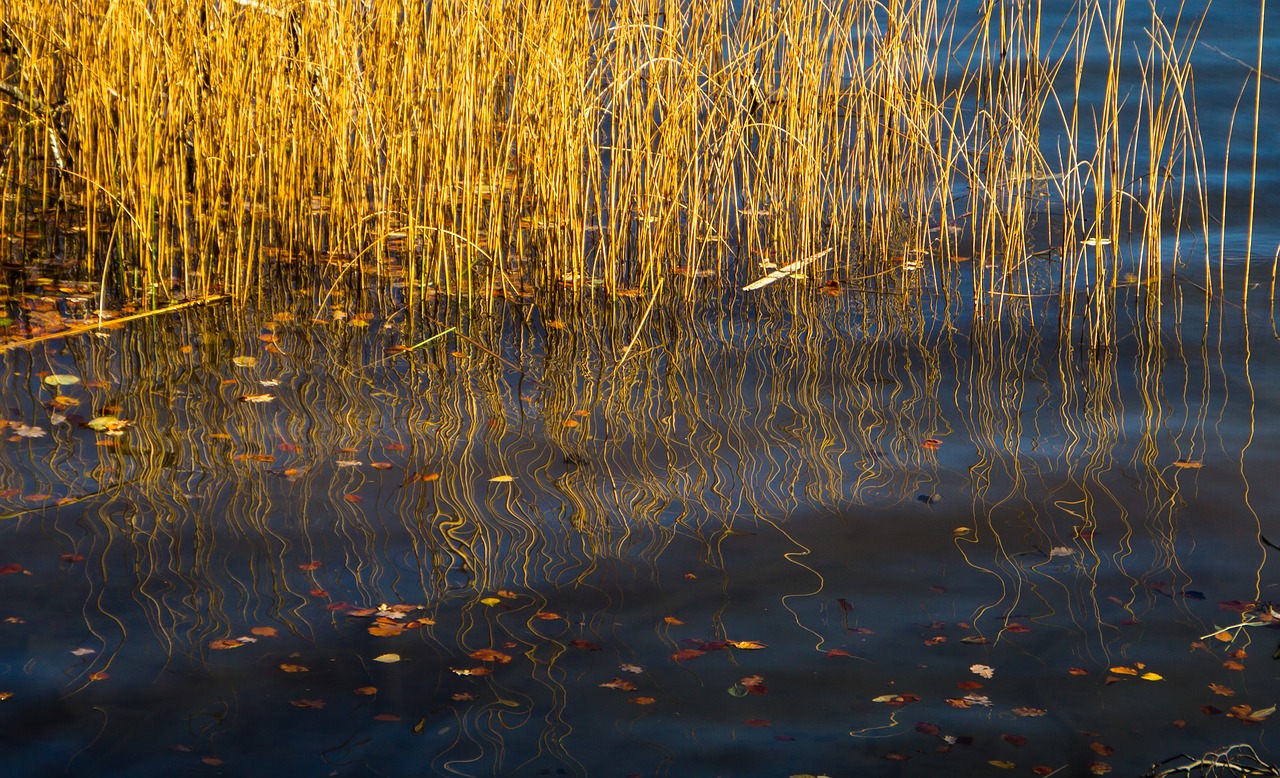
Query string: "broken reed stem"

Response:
xmin=0 ymin=295 xmax=230 ymax=351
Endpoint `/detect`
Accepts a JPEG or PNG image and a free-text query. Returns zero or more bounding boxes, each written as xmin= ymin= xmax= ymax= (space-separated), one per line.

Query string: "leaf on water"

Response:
xmin=70 ymin=648 xmax=96 ymax=657
xmin=1172 ymin=459 xmax=1203 ymax=469
xmin=251 ymin=627 xmax=278 ymax=637
xmin=955 ymin=681 xmax=984 ymax=690
xmin=970 ymin=664 xmax=995 ymax=678
xmin=488 ymin=474 xmax=515 ymax=483
xmin=368 ymin=625 xmax=403 ymax=637
xmin=372 ymin=653 xmax=401 ymax=664
xmin=335 ymin=460 xmax=363 ymax=467
xmin=1049 ymin=546 xmax=1076 ymax=557
xmin=468 ymin=649 xmax=513 ymax=664
xmin=534 ymin=612 xmax=561 ymax=620
xmin=1002 ymin=734 xmax=1027 ymax=747
xmin=1012 ymin=707 xmax=1048 ymax=717
xmin=451 ymin=667 xmax=493 ymax=676
xmin=370 ymin=461 xmax=393 ymax=470
xmin=620 ymin=664 xmax=644 ymax=674
xmin=989 ymin=761 xmax=1016 ymax=769
xmin=231 ymin=356 xmax=258 ymax=367
xmin=354 ymin=687 xmax=378 ymax=695
xmin=671 ymin=649 xmax=706 ymax=661
xmin=1003 ymin=623 xmax=1031 ymax=633
xmin=1090 ymin=743 xmax=1115 ymax=756
xmin=569 ymin=640 xmax=602 ymax=651
xmin=600 ymin=678 xmax=637 ymax=691
xmin=373 ymin=714 xmax=400 ymax=722
xmin=729 ymin=640 xmax=767 ymax=650
xmin=209 ymin=639 xmax=243 ymax=650
xmin=60 ymin=554 xmax=88 ymax=563
xmin=663 ymin=616 xmax=685 ymax=626
xmin=1109 ymin=666 xmax=1138 ymax=676
xmin=451 ymin=692 xmax=476 ymax=701
xmin=86 ymin=416 xmax=131 ymax=434
xmin=1209 ymin=683 xmax=1235 ymax=696
xmin=826 ymin=649 xmax=854 ymax=658
xmin=479 ymin=597 xmax=501 ymax=606
xmin=1140 ymin=672 xmax=1163 ymax=681
xmin=43 ymin=374 xmax=80 ymax=386
xmin=289 ymin=698 xmax=326 ymax=709
xmin=960 ymin=636 xmax=990 ymax=645
xmin=631 ymin=696 xmax=656 ymax=705
xmin=280 ymin=664 xmax=309 ymax=673
xmin=915 ymin=722 xmax=941 ymax=736
xmin=298 ymin=561 xmax=322 ymax=571
xmin=921 ymin=438 xmax=942 ymax=449
xmin=1068 ymin=667 xmax=1089 ymax=676
xmin=343 ymin=493 xmax=363 ymax=503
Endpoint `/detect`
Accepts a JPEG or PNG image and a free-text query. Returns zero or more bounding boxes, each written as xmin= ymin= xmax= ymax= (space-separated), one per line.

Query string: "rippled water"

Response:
xmin=2 ymin=2 xmax=1279 ymax=776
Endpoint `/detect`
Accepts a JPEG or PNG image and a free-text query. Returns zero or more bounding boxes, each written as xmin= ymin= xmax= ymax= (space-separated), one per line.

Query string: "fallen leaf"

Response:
xmin=280 ymin=664 xmax=309 ymax=673
xmin=1140 ymin=672 xmax=1163 ymax=681
xmin=663 ymin=616 xmax=685 ymax=626
xmin=620 ymin=664 xmax=644 ymax=674
xmin=1209 ymin=683 xmax=1235 ymax=696
xmin=251 ymin=627 xmax=278 ymax=637
xmin=970 ymin=664 xmax=995 ymax=678
xmin=729 ymin=640 xmax=767 ymax=650
xmin=468 ymin=649 xmax=513 ymax=664
xmin=289 ymin=698 xmax=326 ymax=709
xmin=209 ymin=639 xmax=243 ymax=650
xmin=451 ymin=693 xmax=476 ymax=701
xmin=354 ymin=687 xmax=378 ymax=695
xmin=955 ymin=681 xmax=984 ymax=690
xmin=1109 ymin=666 xmax=1138 ymax=676
xmin=373 ymin=653 xmax=401 ymax=664
xmin=488 ymin=475 xmax=514 ymax=483
xmin=89 ymin=671 xmax=109 ymax=681
xmin=989 ymin=760 xmax=1016 ymax=769
xmin=1012 ymin=707 xmax=1047 ymax=717
xmin=1002 ymin=734 xmax=1027 ymax=747
xmin=600 ymin=678 xmax=637 ymax=691
xmin=915 ymin=722 xmax=941 ymax=736
xmin=1090 ymin=743 xmax=1114 ymax=756
xmin=631 ymin=696 xmax=656 ymax=705
xmin=201 ymin=757 xmax=223 ymax=766
xmin=70 ymin=648 xmax=96 ymax=657
xmin=1068 ymin=667 xmax=1088 ymax=676
xmin=672 ymin=649 xmax=706 ymax=661
xmin=569 ymin=640 xmax=602 ymax=651
xmin=826 ymin=649 xmax=854 ymax=658
xmin=298 ymin=561 xmax=323 ymax=571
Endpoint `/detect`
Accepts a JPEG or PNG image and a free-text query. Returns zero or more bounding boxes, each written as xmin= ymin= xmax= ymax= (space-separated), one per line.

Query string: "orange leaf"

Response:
xmin=728 ymin=640 xmax=767 ymax=650
xmin=663 ymin=616 xmax=685 ymax=626
xmin=600 ymin=678 xmax=637 ymax=691
xmin=344 ymin=493 xmax=363 ymax=503
xmin=251 ymin=626 xmax=278 ymax=637
xmin=210 ymin=639 xmax=243 ymax=650
xmin=1209 ymin=683 xmax=1235 ymax=696
xmin=468 ymin=649 xmax=513 ymax=664
xmin=630 ymin=696 xmax=656 ymax=705
xmin=671 ymin=649 xmax=706 ymax=661
xmin=368 ymin=625 xmax=403 ymax=637
xmin=298 ymin=561 xmax=322 ymax=571
xmin=89 ymin=671 xmax=110 ymax=681
xmin=534 ymin=612 xmax=561 ymax=620
xmin=354 ymin=687 xmax=378 ymax=695
xmin=1090 ymin=743 xmax=1115 ymax=756
xmin=279 ymin=664 xmax=309 ymax=673
xmin=1108 ymin=666 xmax=1138 ymax=676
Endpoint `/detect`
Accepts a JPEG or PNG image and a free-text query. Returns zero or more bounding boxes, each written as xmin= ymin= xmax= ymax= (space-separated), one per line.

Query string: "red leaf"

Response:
xmin=569 ymin=640 xmax=602 ymax=651
xmin=1003 ymin=622 xmax=1031 ymax=633
xmin=671 ymin=649 xmax=706 ymax=662
xmin=298 ymin=561 xmax=322 ymax=571
xmin=826 ymin=649 xmax=854 ymax=658
xmin=60 ymin=554 xmax=86 ymax=563
xmin=0 ymin=563 xmax=23 ymax=575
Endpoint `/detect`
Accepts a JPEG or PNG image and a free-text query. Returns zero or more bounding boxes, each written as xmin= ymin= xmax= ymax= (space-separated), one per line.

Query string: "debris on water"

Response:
xmin=918 ymin=493 xmax=943 ymax=505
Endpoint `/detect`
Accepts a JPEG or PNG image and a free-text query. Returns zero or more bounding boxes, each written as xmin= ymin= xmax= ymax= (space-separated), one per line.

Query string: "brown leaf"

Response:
xmin=671 ymin=649 xmax=706 ymax=661
xmin=279 ymin=664 xmax=309 ymax=673
xmin=663 ymin=616 xmax=685 ymax=626
xmin=289 ymin=698 xmax=326 ymax=709
xmin=600 ymin=678 xmax=637 ymax=691
xmin=354 ymin=687 xmax=378 ymax=695
xmin=1209 ymin=683 xmax=1236 ymax=697
xmin=209 ymin=639 xmax=243 ymax=650
xmin=468 ymin=649 xmax=513 ymax=664
xmin=1090 ymin=742 xmax=1115 ymax=756
xmin=630 ymin=696 xmax=656 ymax=705
xmin=251 ymin=626 xmax=279 ymax=637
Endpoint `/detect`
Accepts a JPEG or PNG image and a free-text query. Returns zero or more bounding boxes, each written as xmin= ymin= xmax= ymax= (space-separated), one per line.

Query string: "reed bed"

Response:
xmin=0 ymin=0 xmax=1266 ymax=330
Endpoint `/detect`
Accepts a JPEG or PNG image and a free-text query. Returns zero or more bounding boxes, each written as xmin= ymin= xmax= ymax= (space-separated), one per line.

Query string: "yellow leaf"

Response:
xmin=488 ymin=475 xmax=514 ymax=483
xmin=372 ymin=653 xmax=401 ymax=663
xmin=1108 ymin=666 xmax=1138 ymax=676
xmin=729 ymin=640 xmax=767 ymax=650
xmin=480 ymin=597 xmax=501 ymax=606
xmin=1140 ymin=672 xmax=1163 ymax=681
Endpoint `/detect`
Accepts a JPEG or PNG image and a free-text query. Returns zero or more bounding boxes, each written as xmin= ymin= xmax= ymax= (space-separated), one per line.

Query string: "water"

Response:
xmin=3 ymin=2 xmax=1280 ymax=776
xmin=1 ymin=275 xmax=1278 ymax=776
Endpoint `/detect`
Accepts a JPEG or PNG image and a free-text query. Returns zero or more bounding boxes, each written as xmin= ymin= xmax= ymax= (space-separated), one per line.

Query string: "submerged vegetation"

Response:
xmin=0 ymin=0 xmax=1271 ymax=341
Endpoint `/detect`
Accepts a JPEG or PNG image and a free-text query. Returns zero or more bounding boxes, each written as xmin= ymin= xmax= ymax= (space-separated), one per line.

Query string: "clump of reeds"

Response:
xmin=0 ymin=0 xmax=1260 ymax=327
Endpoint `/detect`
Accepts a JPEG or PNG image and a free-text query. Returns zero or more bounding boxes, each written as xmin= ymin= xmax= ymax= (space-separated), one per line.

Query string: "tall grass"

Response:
xmin=0 ymin=0 xmax=1260 ymax=323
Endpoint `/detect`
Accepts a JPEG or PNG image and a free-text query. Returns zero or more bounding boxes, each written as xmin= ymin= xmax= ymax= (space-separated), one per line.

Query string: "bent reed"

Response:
xmin=0 ymin=0 xmax=1262 ymax=335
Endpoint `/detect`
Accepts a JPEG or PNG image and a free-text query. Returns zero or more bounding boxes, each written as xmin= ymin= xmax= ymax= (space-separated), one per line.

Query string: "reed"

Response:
xmin=0 ymin=0 xmax=1262 ymax=325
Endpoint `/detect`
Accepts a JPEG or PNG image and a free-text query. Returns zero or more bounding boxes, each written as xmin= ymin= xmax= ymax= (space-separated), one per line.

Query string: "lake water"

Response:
xmin=2 ymin=1 xmax=1280 ymax=776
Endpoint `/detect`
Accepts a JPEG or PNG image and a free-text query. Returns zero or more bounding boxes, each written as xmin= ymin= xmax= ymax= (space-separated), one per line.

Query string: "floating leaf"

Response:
xmin=1090 ymin=743 xmax=1115 ymax=756
xmin=663 ymin=616 xmax=685 ymax=626
xmin=671 ymin=649 xmax=706 ymax=661
xmin=826 ymin=649 xmax=854 ymax=658
xmin=372 ymin=653 xmax=401 ymax=664
xmin=231 ymin=356 xmax=258 ymax=368
xmin=600 ymin=678 xmax=637 ymax=691
xmin=1140 ymin=672 xmax=1163 ymax=681
xmin=280 ymin=664 xmax=309 ymax=673
xmin=569 ymin=640 xmax=602 ymax=651
xmin=451 ymin=692 xmax=476 ymax=701
xmin=620 ymin=664 xmax=643 ymax=674
xmin=289 ymin=698 xmax=326 ymax=709
xmin=209 ymin=639 xmax=243 ymax=650
xmin=989 ymin=761 xmax=1016 ymax=769
xmin=298 ymin=561 xmax=323 ymax=571
xmin=1172 ymin=459 xmax=1203 ymax=469
xmin=43 ymin=374 xmax=81 ymax=386
xmin=479 ymin=597 xmax=501 ymax=606
xmin=1209 ymin=683 xmax=1235 ymax=696
xmin=729 ymin=640 xmax=767 ymax=650
xmin=1012 ymin=707 xmax=1048 ymax=717
xmin=70 ymin=648 xmax=96 ymax=657
xmin=534 ymin=612 xmax=561 ymax=620
xmin=238 ymin=393 xmax=275 ymax=403
xmin=468 ymin=649 xmax=513 ymax=664
xmin=488 ymin=475 xmax=514 ymax=483
xmin=631 ymin=697 xmax=656 ymax=705
xmin=1002 ymin=734 xmax=1027 ymax=747
xmin=1109 ymin=666 xmax=1138 ymax=676
xmin=915 ymin=722 xmax=941 ymax=736
xmin=970 ymin=664 xmax=995 ymax=678
xmin=251 ymin=626 xmax=278 ymax=637
xmin=354 ymin=687 xmax=378 ymax=695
